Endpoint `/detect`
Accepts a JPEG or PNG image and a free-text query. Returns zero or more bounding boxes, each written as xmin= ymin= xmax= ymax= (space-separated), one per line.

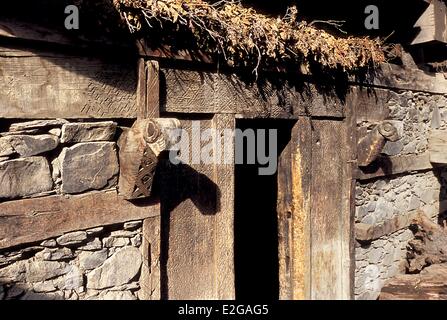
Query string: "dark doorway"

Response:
xmin=234 ymin=119 xmax=295 ymax=300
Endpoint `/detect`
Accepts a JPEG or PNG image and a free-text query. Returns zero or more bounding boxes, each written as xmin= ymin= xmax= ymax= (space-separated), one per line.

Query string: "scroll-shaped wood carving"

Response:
xmin=118 ymin=118 xmax=181 ymax=199
xmin=357 ymin=121 xmax=399 ymax=167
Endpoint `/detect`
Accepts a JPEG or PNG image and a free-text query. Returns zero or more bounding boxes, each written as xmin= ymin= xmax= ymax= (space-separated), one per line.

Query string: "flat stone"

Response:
xmin=86 ymin=227 xmax=105 ymax=236
xmin=102 ymin=237 xmax=130 ymax=248
xmin=59 ymin=142 xmax=119 ymax=194
xmin=35 ymin=248 xmax=74 ymax=261
xmin=48 ymin=128 xmax=62 ymax=137
xmin=61 ymin=121 xmax=117 ymax=143
xmin=54 ymin=265 xmax=84 ymax=292
xmin=110 ymin=282 xmax=140 ymax=291
xmin=97 ymin=291 xmax=137 ymax=300
xmin=368 ymin=247 xmax=385 ymax=265
xmin=0 ymin=137 xmax=15 ymax=156
xmin=408 ymin=196 xmax=421 ymax=211
xmin=382 ymin=141 xmax=404 ymax=156
xmin=131 ymin=235 xmax=142 ymax=247
xmin=40 ymin=239 xmax=57 ymax=248
xmin=79 ymin=249 xmax=108 ymax=270
xmin=86 ymin=247 xmax=142 ymax=289
xmin=78 ymin=238 xmax=102 ymax=251
xmin=124 ymin=221 xmax=143 ymax=230
xmin=56 ymin=231 xmax=88 ymax=246
xmin=21 ymin=291 xmax=63 ymax=300
xmin=6 ymin=286 xmax=25 ymax=299
xmin=0 ymin=157 xmax=53 ymax=199
xmin=64 ymin=290 xmax=79 ymax=300
xmin=5 ymin=134 xmax=59 ymax=157
xmin=1 ymin=129 xmax=41 ymax=136
xmin=421 ymin=189 xmax=438 ymax=205
xmin=110 ymin=230 xmax=138 ymax=238
xmin=9 ymin=119 xmax=68 ymax=132
xmin=26 ymin=260 xmax=70 ymax=282
xmin=0 ymin=261 xmax=27 ymax=283
xmin=51 ymin=157 xmax=61 ymax=183
xmin=33 ymin=281 xmax=57 ymax=293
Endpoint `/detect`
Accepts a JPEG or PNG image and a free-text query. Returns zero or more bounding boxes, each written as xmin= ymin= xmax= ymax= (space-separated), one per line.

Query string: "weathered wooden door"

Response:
xmin=277 ymin=117 xmax=354 ymax=300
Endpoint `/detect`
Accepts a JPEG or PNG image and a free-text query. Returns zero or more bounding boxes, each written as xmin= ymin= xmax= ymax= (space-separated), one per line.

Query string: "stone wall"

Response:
xmin=0 ymin=221 xmax=143 ymax=300
xmin=0 ymin=119 xmax=149 ymax=300
xmin=355 ymin=91 xmax=447 ymax=300
xmin=0 ymin=119 xmax=119 ymax=199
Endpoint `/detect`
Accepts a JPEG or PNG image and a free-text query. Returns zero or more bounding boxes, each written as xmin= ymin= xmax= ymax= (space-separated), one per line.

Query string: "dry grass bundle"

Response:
xmin=113 ymin=0 xmax=385 ymax=75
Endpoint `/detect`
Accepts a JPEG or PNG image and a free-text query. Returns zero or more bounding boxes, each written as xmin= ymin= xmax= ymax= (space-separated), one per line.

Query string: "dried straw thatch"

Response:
xmin=113 ymin=0 xmax=385 ymax=74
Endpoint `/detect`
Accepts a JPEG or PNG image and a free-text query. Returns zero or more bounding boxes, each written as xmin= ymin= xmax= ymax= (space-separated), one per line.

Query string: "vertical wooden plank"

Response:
xmin=277 ymin=117 xmax=312 ymax=300
xmin=138 ymin=58 xmax=162 ymax=299
xmin=160 ymin=116 xmax=235 ymax=299
xmin=310 ymin=119 xmax=348 ymax=299
xmin=342 ymin=89 xmax=358 ymax=299
xmin=139 ymin=217 xmax=161 ymax=300
xmin=214 ymin=114 xmax=236 ymax=299
xmin=136 ymin=58 xmax=148 ymax=119
xmin=146 ymin=61 xmax=160 ymax=118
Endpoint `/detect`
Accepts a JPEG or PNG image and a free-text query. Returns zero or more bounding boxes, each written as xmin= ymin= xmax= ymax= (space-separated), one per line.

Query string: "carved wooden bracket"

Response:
xmin=118 ymin=118 xmax=181 ymax=200
xmin=357 ymin=121 xmax=399 ymax=167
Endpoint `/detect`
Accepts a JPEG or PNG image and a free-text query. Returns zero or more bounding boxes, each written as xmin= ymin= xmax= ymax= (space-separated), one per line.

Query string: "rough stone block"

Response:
xmin=4 ymin=134 xmax=59 ymax=157
xmin=59 ymin=142 xmax=119 ymax=194
xmin=0 ymin=157 xmax=53 ymax=199
xmin=78 ymin=238 xmax=102 ymax=251
xmin=26 ymin=260 xmax=70 ymax=283
xmin=56 ymin=231 xmax=88 ymax=246
xmin=55 ymin=265 xmax=84 ymax=291
xmin=61 ymin=122 xmax=117 ymax=143
xmin=79 ymin=249 xmax=108 ymax=270
xmin=86 ymin=247 xmax=142 ymax=289
xmin=35 ymin=248 xmax=74 ymax=261
xmin=9 ymin=119 xmax=68 ymax=132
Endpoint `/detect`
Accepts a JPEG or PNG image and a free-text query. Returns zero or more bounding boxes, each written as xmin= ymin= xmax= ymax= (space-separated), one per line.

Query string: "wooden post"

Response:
xmin=277 ymin=117 xmax=312 ymax=300
xmin=137 ymin=58 xmax=162 ymax=300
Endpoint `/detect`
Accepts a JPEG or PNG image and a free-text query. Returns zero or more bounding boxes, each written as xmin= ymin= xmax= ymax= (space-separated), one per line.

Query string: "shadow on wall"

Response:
xmin=0 ymin=281 xmax=63 ymax=300
xmin=152 ymin=160 xmax=221 ymax=300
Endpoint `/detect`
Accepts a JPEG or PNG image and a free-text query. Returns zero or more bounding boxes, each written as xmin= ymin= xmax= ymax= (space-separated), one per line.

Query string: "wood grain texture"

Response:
xmin=379 ymin=264 xmax=447 ymax=300
xmin=310 ymin=119 xmax=350 ymax=300
xmin=363 ymin=64 xmax=447 ymax=95
xmin=159 ymin=116 xmax=235 ymax=299
xmin=355 ymin=152 xmax=445 ymax=181
xmin=146 ymin=60 xmax=160 ymax=118
xmin=0 ymin=46 xmax=137 ymax=119
xmin=343 ymin=89 xmax=358 ymax=300
xmin=277 ymin=118 xmax=312 ymax=300
xmin=0 ymin=190 xmax=160 ymax=250
xmin=139 ymin=216 xmax=161 ymax=300
xmin=161 ymin=68 xmax=345 ymax=118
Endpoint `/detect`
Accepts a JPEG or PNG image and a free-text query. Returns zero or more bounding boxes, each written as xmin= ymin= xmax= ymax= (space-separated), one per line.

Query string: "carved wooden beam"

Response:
xmin=118 ymin=118 xmax=181 ymax=200
xmin=357 ymin=121 xmax=399 ymax=167
xmin=412 ymin=0 xmax=447 ymax=45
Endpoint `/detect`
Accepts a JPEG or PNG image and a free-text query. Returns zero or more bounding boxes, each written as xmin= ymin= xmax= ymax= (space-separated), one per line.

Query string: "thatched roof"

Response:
xmin=113 ymin=0 xmax=385 ymax=75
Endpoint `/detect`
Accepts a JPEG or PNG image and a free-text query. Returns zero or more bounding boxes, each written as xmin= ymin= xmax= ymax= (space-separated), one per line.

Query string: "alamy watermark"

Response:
xmin=167 ymin=121 xmax=278 ymax=176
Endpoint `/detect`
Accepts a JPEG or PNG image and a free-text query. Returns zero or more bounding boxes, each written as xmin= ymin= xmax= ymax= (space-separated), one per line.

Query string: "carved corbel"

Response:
xmin=357 ymin=121 xmax=399 ymax=167
xmin=118 ymin=118 xmax=181 ymax=199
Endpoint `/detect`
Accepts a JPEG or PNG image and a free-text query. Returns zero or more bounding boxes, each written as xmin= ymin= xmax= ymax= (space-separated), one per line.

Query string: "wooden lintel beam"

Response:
xmin=355 ymin=152 xmax=446 ymax=181
xmin=0 ymin=190 xmax=160 ymax=250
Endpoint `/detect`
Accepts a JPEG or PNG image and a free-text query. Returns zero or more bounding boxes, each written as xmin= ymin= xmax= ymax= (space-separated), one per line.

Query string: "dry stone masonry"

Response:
xmin=0 ymin=119 xmax=119 ymax=199
xmin=0 ymin=119 xmax=152 ymax=300
xmin=355 ymin=90 xmax=447 ymax=300
xmin=0 ymin=221 xmax=144 ymax=300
